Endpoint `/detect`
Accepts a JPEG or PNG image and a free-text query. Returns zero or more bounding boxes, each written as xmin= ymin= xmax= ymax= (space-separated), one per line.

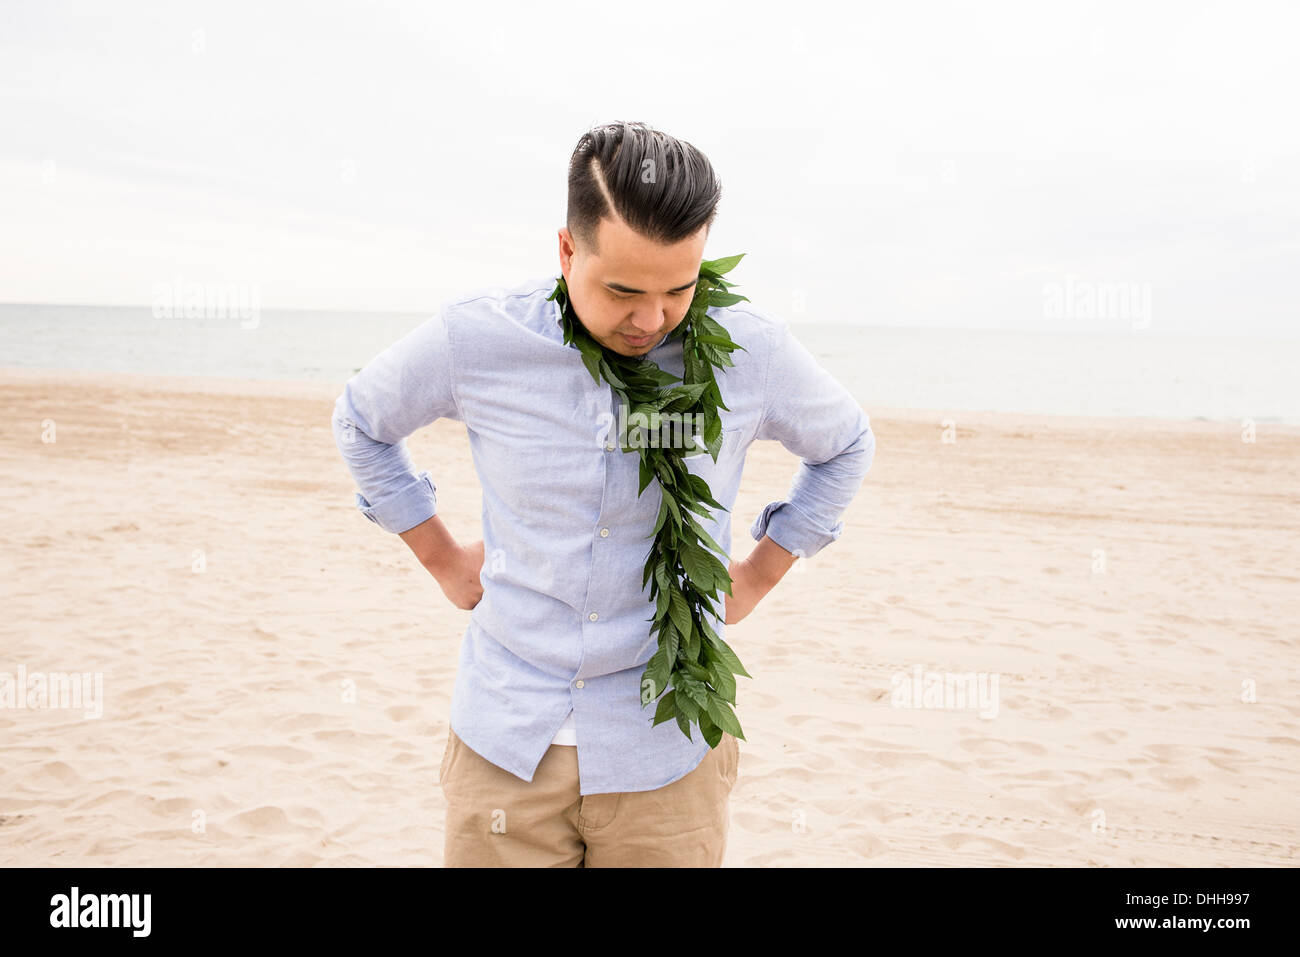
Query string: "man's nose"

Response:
xmin=628 ymin=302 xmax=667 ymax=333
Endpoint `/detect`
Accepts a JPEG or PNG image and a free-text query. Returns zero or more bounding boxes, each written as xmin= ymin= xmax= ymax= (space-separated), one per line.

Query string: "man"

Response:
xmin=331 ymin=120 xmax=875 ymax=867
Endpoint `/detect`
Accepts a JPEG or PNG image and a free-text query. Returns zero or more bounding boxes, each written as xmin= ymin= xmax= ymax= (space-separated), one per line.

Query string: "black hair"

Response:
xmin=566 ymin=120 xmax=721 ymax=254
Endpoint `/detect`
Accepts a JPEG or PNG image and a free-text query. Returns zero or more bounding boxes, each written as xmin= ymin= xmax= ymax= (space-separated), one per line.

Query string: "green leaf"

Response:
xmin=651 ymin=689 xmax=677 ymax=726
xmin=697 ymin=709 xmax=722 ymax=749
xmin=704 ymin=696 xmax=745 ymax=740
xmin=676 ymin=689 xmax=701 ymax=720
xmin=708 ymin=660 xmax=737 ymax=703
xmin=702 ymin=414 xmax=722 ymax=448
xmin=643 ymin=647 xmax=671 ymax=697
xmin=664 ymin=622 xmax=680 ymax=664
xmin=682 ymin=510 xmax=726 ymax=557
xmin=600 ymin=360 xmax=627 ymax=390
xmin=704 ymin=427 xmax=725 ymax=462
xmin=642 ymin=365 xmax=682 ymax=387
xmin=703 ymin=631 xmax=751 ymax=679
xmin=693 ymin=333 xmax=739 ymax=348
xmin=714 ymin=565 xmax=734 ymax=598
xmin=651 ymin=496 xmax=669 ymax=536
xmin=683 ymin=660 xmax=712 ymax=683
xmin=685 ymin=473 xmax=725 ymax=510
xmin=662 ymin=491 xmax=681 ymax=526
xmin=707 ymin=290 xmax=748 ymax=308
xmin=667 ymin=588 xmax=692 ymax=639
xmin=694 ymin=590 xmax=722 ymax=621
xmin=690 ymin=624 xmax=706 ymax=661
xmin=653 ymin=456 xmax=677 ymax=488
xmin=700 ymin=252 xmax=745 ymax=276
xmin=679 ymin=495 xmax=715 ymax=521
xmin=638 ymin=455 xmax=656 ymax=495
xmin=679 ymin=542 xmax=716 ymax=591
xmin=581 ymin=350 xmax=603 ymax=383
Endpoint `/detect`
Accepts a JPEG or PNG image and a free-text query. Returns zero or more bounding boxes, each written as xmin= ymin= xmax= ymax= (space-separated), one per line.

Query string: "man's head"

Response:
xmin=558 ymin=121 xmax=722 ymax=357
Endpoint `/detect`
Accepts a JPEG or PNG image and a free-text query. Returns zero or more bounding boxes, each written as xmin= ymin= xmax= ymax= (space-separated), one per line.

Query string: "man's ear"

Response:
xmin=558 ymin=226 xmax=576 ymax=275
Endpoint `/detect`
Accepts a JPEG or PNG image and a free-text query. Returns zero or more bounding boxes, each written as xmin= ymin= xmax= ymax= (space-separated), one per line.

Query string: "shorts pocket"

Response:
xmin=720 ymin=733 xmax=740 ymax=789
xmin=438 ymin=726 xmax=456 ymax=791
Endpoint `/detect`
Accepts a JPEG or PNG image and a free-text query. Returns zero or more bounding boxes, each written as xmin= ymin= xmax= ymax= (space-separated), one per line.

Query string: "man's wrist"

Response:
xmin=398 ymin=515 xmax=460 ymax=576
xmin=420 ymin=547 xmax=460 ymax=579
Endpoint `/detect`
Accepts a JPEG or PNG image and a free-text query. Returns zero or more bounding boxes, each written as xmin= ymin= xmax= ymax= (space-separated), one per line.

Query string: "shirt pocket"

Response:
xmin=683 ymin=426 xmax=743 ymax=491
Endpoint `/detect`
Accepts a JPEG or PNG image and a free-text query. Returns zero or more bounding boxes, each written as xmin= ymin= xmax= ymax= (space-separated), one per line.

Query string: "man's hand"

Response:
xmin=723 ymin=535 xmax=798 ymax=624
xmin=398 ymin=516 xmax=484 ymax=610
xmin=435 ymin=539 xmax=485 ymax=610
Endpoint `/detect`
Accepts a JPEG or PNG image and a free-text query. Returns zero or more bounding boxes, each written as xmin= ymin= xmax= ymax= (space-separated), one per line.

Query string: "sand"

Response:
xmin=1 ymin=366 xmax=1297 ymax=866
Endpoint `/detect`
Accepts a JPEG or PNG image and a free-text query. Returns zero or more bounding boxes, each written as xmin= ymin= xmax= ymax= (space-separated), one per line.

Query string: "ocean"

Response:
xmin=2 ymin=303 xmax=1297 ymax=424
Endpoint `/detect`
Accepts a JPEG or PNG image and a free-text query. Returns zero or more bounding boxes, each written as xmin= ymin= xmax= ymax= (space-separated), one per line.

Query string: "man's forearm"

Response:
xmin=746 ymin=533 xmax=798 ymax=589
xmin=398 ymin=514 xmax=460 ymax=575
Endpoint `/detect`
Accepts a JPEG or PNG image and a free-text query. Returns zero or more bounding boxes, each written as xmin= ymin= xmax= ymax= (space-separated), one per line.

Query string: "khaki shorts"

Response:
xmin=438 ymin=726 xmax=740 ymax=867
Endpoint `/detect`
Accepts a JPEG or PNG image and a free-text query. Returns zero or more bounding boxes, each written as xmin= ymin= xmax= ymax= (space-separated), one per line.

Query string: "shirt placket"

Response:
xmin=576 ymin=385 xmax=630 ymax=680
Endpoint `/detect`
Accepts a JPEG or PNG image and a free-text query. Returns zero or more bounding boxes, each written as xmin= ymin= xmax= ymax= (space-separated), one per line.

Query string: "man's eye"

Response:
xmin=610 ymin=289 xmax=690 ymax=300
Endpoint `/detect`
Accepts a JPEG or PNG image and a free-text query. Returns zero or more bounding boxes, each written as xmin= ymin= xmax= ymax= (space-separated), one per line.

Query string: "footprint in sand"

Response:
xmin=1087 ymin=729 xmax=1127 ymax=745
xmin=938 ymin=832 xmax=1028 ymax=859
xmin=227 ymin=805 xmax=298 ymax=835
xmin=33 ymin=761 xmax=82 ymax=787
xmin=228 ymin=744 xmax=314 ymax=764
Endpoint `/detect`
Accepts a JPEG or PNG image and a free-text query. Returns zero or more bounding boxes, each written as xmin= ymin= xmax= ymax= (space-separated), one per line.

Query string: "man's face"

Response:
xmin=558 ymin=214 xmax=707 ymax=357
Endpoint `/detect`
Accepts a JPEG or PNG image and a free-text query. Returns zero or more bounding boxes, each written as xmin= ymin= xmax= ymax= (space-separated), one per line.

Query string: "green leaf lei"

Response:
xmin=546 ymin=254 xmax=753 ymax=748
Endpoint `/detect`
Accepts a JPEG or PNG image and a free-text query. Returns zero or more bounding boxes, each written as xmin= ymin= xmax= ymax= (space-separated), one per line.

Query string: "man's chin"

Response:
xmin=603 ymin=337 xmax=653 ymax=357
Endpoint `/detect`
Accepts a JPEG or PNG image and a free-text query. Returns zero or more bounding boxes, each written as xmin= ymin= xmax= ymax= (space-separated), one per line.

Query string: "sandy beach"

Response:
xmin=1 ymin=365 xmax=1297 ymax=867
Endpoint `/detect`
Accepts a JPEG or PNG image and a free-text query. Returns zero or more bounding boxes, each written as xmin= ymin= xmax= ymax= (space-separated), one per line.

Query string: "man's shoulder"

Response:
xmin=706 ymin=299 xmax=789 ymax=356
xmin=408 ymin=275 xmax=559 ymax=361
xmin=433 ymin=275 xmax=561 ymax=347
xmin=441 ymin=274 xmax=557 ymax=317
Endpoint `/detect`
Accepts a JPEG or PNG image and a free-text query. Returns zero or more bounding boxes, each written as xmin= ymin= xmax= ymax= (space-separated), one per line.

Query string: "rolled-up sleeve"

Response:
xmin=331 ymin=306 xmax=463 ymax=534
xmin=749 ymin=316 xmax=875 ymax=559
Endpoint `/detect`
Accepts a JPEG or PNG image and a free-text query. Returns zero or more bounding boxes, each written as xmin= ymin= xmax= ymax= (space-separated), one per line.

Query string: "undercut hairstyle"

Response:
xmin=566 ymin=120 xmax=722 ymax=255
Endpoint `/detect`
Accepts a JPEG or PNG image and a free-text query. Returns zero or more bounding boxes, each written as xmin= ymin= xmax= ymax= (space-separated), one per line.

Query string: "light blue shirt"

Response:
xmin=331 ymin=274 xmax=875 ymax=794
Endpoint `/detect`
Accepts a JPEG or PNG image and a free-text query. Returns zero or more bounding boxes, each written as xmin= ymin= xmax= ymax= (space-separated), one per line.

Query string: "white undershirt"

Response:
xmin=551 ymin=710 xmax=576 ymax=746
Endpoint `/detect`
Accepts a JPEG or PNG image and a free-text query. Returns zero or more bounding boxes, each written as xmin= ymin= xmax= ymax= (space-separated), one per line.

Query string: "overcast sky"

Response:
xmin=1 ymin=0 xmax=1296 ymax=335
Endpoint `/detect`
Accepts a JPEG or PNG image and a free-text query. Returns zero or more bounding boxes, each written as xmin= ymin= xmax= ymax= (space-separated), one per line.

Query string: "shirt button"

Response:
xmin=599 ymin=527 xmax=609 ymax=537
xmin=588 ymin=612 xmax=598 ymax=621
xmin=605 ymin=443 xmax=615 ymax=452
xmin=575 ymin=679 xmax=585 ymax=689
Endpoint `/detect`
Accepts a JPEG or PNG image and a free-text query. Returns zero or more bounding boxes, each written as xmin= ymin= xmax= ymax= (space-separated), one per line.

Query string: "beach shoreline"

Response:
xmin=6 ymin=363 xmax=1297 ymax=433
